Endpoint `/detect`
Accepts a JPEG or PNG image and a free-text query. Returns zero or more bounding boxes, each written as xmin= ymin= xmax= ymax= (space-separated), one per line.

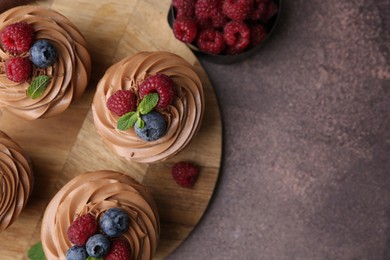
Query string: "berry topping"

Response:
xmin=100 ymin=208 xmax=130 ymax=237
xmin=173 ymin=0 xmax=195 ymax=18
xmin=172 ymin=161 xmax=200 ymax=188
xmin=67 ymin=214 xmax=99 ymax=246
xmin=106 ymin=89 xmax=137 ymax=116
xmin=196 ymin=28 xmax=225 ymax=54
xmin=139 ymin=74 xmax=175 ymax=109
xmin=0 ymin=22 xmax=34 ymax=54
xmin=86 ymin=234 xmax=111 ymax=258
xmin=250 ymin=24 xmax=267 ymax=46
xmin=104 ymin=239 xmax=131 ymax=260
xmin=29 ymin=39 xmax=58 ymax=68
xmin=222 ymin=0 xmax=253 ymax=21
xmin=5 ymin=57 xmax=32 ymax=83
xmin=250 ymin=0 xmax=269 ymax=20
xmin=173 ymin=17 xmax=198 ymax=43
xmin=66 ymin=246 xmax=88 ymax=260
xmin=223 ymin=20 xmax=250 ymax=52
xmin=134 ymin=111 xmax=167 ymax=141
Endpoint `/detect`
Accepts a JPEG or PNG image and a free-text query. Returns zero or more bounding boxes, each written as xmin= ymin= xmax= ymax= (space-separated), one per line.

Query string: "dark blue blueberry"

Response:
xmin=66 ymin=246 xmax=88 ymax=260
xmin=134 ymin=111 xmax=167 ymax=141
xmin=100 ymin=208 xmax=130 ymax=237
xmin=29 ymin=39 xmax=57 ymax=68
xmin=85 ymin=234 xmax=110 ymax=258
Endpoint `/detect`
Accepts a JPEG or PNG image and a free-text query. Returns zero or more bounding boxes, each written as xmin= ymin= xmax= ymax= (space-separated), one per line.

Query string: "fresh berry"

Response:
xmin=5 ymin=57 xmax=32 ymax=83
xmin=222 ymin=0 xmax=253 ymax=21
xmin=250 ymin=24 xmax=267 ymax=46
xmin=173 ymin=17 xmax=198 ymax=43
xmin=171 ymin=161 xmax=199 ymax=188
xmin=66 ymin=246 xmax=88 ymax=260
xmin=86 ymin=234 xmax=111 ymax=258
xmin=210 ymin=1 xmax=229 ymax=28
xmin=139 ymin=74 xmax=175 ymax=109
xmin=29 ymin=39 xmax=58 ymax=68
xmin=262 ymin=0 xmax=278 ymax=22
xmin=100 ymin=208 xmax=130 ymax=237
xmin=196 ymin=28 xmax=225 ymax=54
xmin=134 ymin=111 xmax=167 ymax=141
xmin=173 ymin=0 xmax=195 ymax=18
xmin=106 ymin=90 xmax=137 ymax=116
xmin=104 ymin=239 xmax=131 ymax=260
xmin=195 ymin=0 xmax=219 ymax=20
xmin=250 ymin=0 xmax=269 ymax=20
xmin=67 ymin=214 xmax=99 ymax=246
xmin=0 ymin=22 xmax=34 ymax=54
xmin=223 ymin=20 xmax=250 ymax=52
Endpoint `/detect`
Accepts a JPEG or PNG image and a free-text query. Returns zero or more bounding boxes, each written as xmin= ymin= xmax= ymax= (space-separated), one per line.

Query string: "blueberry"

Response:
xmin=135 ymin=111 xmax=167 ymax=141
xmin=85 ymin=234 xmax=110 ymax=258
xmin=66 ymin=246 xmax=88 ymax=260
xmin=29 ymin=39 xmax=57 ymax=68
xmin=100 ymin=208 xmax=130 ymax=237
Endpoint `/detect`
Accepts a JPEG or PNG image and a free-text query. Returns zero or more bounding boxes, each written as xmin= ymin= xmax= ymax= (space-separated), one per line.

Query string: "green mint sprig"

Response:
xmin=117 ymin=93 xmax=159 ymax=131
xmin=27 ymin=241 xmax=46 ymax=260
xmin=26 ymin=75 xmax=51 ymax=99
xmin=87 ymin=257 xmax=103 ymax=260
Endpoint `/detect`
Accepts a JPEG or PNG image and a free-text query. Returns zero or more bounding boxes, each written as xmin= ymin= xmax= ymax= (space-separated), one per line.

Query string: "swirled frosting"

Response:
xmin=41 ymin=171 xmax=160 ymax=260
xmin=92 ymin=51 xmax=204 ymax=163
xmin=0 ymin=130 xmax=33 ymax=232
xmin=0 ymin=6 xmax=91 ymax=120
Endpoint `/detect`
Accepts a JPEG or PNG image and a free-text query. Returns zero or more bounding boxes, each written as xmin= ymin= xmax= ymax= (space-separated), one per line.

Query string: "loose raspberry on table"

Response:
xmin=173 ymin=17 xmax=198 ymax=43
xmin=106 ymin=89 xmax=137 ymax=117
xmin=173 ymin=0 xmax=195 ymax=18
xmin=5 ymin=57 xmax=32 ymax=83
xmin=195 ymin=0 xmax=219 ymax=21
xmin=250 ymin=0 xmax=269 ymax=20
xmin=172 ymin=161 xmax=200 ymax=188
xmin=196 ymin=28 xmax=225 ymax=55
xmin=104 ymin=239 xmax=131 ymax=260
xmin=0 ymin=22 xmax=34 ymax=54
xmin=67 ymin=214 xmax=99 ymax=246
xmin=250 ymin=24 xmax=267 ymax=46
xmin=139 ymin=74 xmax=175 ymax=109
xmin=222 ymin=0 xmax=253 ymax=21
xmin=223 ymin=20 xmax=250 ymax=52
xmin=262 ymin=0 xmax=278 ymax=22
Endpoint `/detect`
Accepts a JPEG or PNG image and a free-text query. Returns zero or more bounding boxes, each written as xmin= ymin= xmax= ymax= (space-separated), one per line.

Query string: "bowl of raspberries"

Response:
xmin=169 ymin=0 xmax=281 ymax=63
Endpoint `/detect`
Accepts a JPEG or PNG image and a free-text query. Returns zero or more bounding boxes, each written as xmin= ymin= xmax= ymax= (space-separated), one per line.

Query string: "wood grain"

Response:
xmin=0 ymin=0 xmax=222 ymax=259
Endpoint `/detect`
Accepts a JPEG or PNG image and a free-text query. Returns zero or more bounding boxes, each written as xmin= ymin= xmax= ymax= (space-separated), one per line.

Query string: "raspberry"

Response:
xmin=173 ymin=0 xmax=195 ymax=18
xmin=222 ymin=0 xmax=253 ymax=21
xmin=250 ymin=24 xmax=267 ymax=46
xmin=210 ymin=1 xmax=229 ymax=28
xmin=195 ymin=0 xmax=219 ymax=20
xmin=67 ymin=214 xmax=99 ymax=246
xmin=106 ymin=89 xmax=137 ymax=116
xmin=223 ymin=21 xmax=250 ymax=52
xmin=262 ymin=0 xmax=278 ymax=22
xmin=250 ymin=0 xmax=269 ymax=20
xmin=196 ymin=28 xmax=225 ymax=55
xmin=5 ymin=57 xmax=32 ymax=83
xmin=139 ymin=74 xmax=175 ymax=109
xmin=173 ymin=17 xmax=198 ymax=43
xmin=172 ymin=161 xmax=200 ymax=188
xmin=104 ymin=239 xmax=131 ymax=260
xmin=0 ymin=22 xmax=34 ymax=54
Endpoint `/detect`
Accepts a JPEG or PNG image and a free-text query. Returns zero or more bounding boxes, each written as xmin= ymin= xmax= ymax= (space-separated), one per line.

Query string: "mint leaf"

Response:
xmin=27 ymin=75 xmax=51 ymax=99
xmin=27 ymin=241 xmax=46 ymax=260
xmin=117 ymin=111 xmax=137 ymax=130
xmin=86 ymin=257 xmax=103 ymax=260
xmin=136 ymin=117 xmax=145 ymax=129
xmin=138 ymin=93 xmax=159 ymax=115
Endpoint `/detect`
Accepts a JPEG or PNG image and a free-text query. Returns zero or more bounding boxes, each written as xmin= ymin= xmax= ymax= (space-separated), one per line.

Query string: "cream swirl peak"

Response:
xmin=0 ymin=6 xmax=91 ymax=120
xmin=92 ymin=51 xmax=204 ymax=163
xmin=0 ymin=130 xmax=33 ymax=232
xmin=41 ymin=171 xmax=160 ymax=260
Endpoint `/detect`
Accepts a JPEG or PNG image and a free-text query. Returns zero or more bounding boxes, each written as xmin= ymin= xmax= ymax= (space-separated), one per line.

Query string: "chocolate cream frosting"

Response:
xmin=92 ymin=51 xmax=204 ymax=163
xmin=41 ymin=171 xmax=160 ymax=260
xmin=0 ymin=6 xmax=91 ymax=120
xmin=0 ymin=130 xmax=32 ymax=232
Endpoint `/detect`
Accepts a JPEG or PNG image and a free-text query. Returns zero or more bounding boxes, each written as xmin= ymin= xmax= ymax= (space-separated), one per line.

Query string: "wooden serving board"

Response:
xmin=0 ymin=0 xmax=222 ymax=259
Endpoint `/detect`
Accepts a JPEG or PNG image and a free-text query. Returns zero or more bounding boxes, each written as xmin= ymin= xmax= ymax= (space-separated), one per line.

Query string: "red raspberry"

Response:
xmin=223 ymin=21 xmax=250 ymax=52
xmin=210 ymin=1 xmax=229 ymax=28
xmin=173 ymin=0 xmax=195 ymax=18
xmin=262 ymin=0 xmax=278 ymax=22
xmin=5 ymin=57 xmax=32 ymax=83
xmin=0 ymin=22 xmax=34 ymax=54
xmin=104 ymin=239 xmax=131 ymax=260
xmin=173 ymin=17 xmax=198 ymax=43
xmin=222 ymin=0 xmax=253 ymax=21
xmin=106 ymin=89 xmax=137 ymax=116
xmin=250 ymin=24 xmax=267 ymax=46
xmin=195 ymin=0 xmax=219 ymax=20
xmin=250 ymin=0 xmax=269 ymax=20
xmin=139 ymin=74 xmax=175 ymax=109
xmin=171 ymin=161 xmax=199 ymax=188
xmin=67 ymin=214 xmax=99 ymax=246
xmin=196 ymin=28 xmax=225 ymax=55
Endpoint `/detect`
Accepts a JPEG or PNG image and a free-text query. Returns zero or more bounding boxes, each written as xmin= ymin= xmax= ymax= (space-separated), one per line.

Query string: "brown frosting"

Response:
xmin=41 ymin=171 xmax=160 ymax=260
xmin=92 ymin=51 xmax=204 ymax=163
xmin=0 ymin=6 xmax=91 ymax=120
xmin=0 ymin=130 xmax=32 ymax=232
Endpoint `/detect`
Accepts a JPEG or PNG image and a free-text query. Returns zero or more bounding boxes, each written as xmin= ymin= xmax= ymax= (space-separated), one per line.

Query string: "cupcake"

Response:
xmin=41 ymin=170 xmax=160 ymax=259
xmin=0 ymin=6 xmax=91 ymax=120
xmin=0 ymin=130 xmax=33 ymax=232
xmin=92 ymin=51 xmax=204 ymax=163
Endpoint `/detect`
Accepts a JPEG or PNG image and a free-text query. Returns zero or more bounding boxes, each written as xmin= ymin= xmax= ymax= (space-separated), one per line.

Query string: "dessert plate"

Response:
xmin=0 ymin=0 xmax=222 ymax=259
